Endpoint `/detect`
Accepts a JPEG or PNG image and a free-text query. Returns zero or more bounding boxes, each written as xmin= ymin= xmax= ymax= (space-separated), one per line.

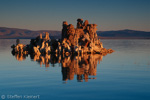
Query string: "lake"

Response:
xmin=0 ymin=39 xmax=150 ymax=100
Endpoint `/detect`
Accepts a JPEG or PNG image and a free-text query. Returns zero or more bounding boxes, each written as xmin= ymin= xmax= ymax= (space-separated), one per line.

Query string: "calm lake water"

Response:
xmin=0 ymin=39 xmax=150 ymax=100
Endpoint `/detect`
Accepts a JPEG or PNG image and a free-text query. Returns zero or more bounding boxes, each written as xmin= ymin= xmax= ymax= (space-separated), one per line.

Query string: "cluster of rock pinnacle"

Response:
xmin=11 ymin=18 xmax=114 ymax=56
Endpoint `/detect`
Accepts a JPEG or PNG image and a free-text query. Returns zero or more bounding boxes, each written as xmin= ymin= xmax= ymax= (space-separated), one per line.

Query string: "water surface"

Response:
xmin=0 ymin=39 xmax=150 ymax=100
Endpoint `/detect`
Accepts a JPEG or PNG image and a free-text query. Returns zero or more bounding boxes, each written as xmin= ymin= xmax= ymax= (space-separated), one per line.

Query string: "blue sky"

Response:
xmin=0 ymin=0 xmax=150 ymax=31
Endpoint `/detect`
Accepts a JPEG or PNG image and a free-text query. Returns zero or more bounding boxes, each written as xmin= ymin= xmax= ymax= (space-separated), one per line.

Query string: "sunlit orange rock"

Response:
xmin=61 ymin=18 xmax=113 ymax=54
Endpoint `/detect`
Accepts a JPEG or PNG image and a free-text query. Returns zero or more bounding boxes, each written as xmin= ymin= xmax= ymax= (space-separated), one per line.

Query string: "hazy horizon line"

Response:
xmin=1 ymin=26 xmax=150 ymax=32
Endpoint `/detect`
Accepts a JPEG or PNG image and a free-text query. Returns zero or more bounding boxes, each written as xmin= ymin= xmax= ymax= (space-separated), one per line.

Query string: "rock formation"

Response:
xmin=61 ymin=18 xmax=113 ymax=54
xmin=11 ymin=18 xmax=114 ymax=56
xmin=11 ymin=32 xmax=52 ymax=55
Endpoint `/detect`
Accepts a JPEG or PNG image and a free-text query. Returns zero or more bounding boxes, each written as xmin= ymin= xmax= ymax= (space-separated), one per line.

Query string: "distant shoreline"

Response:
xmin=99 ymin=37 xmax=150 ymax=39
xmin=0 ymin=38 xmax=150 ymax=39
xmin=1 ymin=27 xmax=150 ymax=39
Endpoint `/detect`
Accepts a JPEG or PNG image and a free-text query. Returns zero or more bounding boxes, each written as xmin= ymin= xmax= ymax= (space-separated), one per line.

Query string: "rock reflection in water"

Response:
xmin=11 ymin=52 xmax=103 ymax=82
xmin=12 ymin=53 xmax=28 ymax=61
xmin=61 ymin=54 xmax=102 ymax=82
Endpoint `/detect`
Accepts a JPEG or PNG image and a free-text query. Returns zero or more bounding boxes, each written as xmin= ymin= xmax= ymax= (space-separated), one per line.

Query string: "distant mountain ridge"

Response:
xmin=97 ymin=29 xmax=150 ymax=39
xmin=0 ymin=27 xmax=61 ymax=39
xmin=0 ymin=27 xmax=150 ymax=39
